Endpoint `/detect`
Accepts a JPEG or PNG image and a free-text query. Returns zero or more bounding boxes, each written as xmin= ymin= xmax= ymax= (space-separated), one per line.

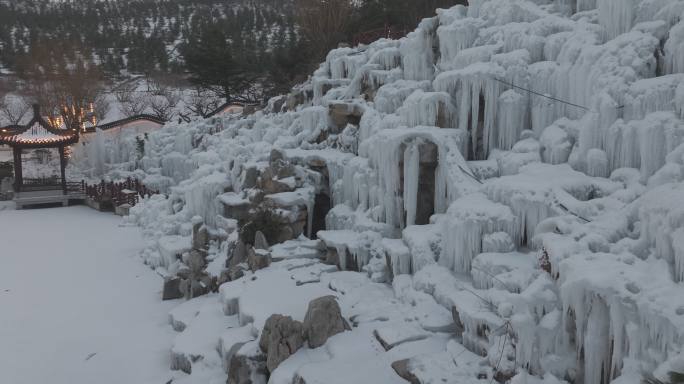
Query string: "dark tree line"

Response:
xmin=0 ymin=0 xmax=466 ymax=105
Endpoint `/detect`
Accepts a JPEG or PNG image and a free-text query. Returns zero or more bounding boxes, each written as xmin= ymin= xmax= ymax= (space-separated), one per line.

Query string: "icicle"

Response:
xmin=306 ymin=198 xmax=314 ymax=239
xmin=556 ymin=0 xmax=598 ymax=14
xmin=434 ymin=162 xmax=448 ymax=214
xmin=598 ymin=0 xmax=635 ymax=39
xmin=437 ymin=18 xmax=482 ymax=68
xmin=400 ymin=18 xmax=437 ymax=81
xmin=584 ymin=296 xmax=611 ymax=384
xmin=403 ymin=141 xmax=420 ymax=227
xmin=440 ymin=193 xmax=518 ymax=273
xmin=665 ymin=21 xmax=684 ymax=75
xmin=623 ymin=75 xmax=684 ymax=121
xmin=586 ymin=148 xmax=609 ymax=177
xmin=434 ymin=66 xmax=503 ymax=159
xmin=398 ymin=90 xmax=456 ymax=128
xmin=677 ymin=81 xmax=684 ymax=119
xmin=639 ymin=118 xmax=667 ymax=180
xmin=496 ymin=90 xmax=528 ymax=150
xmin=540 ymin=122 xmax=573 ymax=164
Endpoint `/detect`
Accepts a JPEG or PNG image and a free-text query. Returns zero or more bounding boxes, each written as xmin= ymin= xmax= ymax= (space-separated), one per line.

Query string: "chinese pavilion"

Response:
xmin=0 ymin=104 xmax=83 ymax=207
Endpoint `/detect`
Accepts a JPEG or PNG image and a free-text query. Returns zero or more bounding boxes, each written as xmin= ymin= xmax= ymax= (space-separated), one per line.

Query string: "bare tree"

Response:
xmin=120 ymin=92 xmax=150 ymax=117
xmin=186 ymin=87 xmax=221 ymax=118
xmin=116 ymin=83 xmax=150 ymax=117
xmin=115 ymin=82 xmax=136 ymax=105
xmin=27 ymin=82 xmax=61 ymax=118
xmin=22 ymin=52 xmax=106 ymax=128
xmin=93 ymin=93 xmax=111 ymax=122
xmin=0 ymin=96 xmax=31 ymax=125
xmin=149 ymin=89 xmax=181 ymax=121
xmin=297 ymin=0 xmax=353 ymax=62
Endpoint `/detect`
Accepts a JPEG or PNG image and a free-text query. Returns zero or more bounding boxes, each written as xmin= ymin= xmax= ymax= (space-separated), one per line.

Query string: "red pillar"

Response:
xmin=58 ymin=145 xmax=67 ymax=195
xmin=12 ymin=146 xmax=22 ymax=192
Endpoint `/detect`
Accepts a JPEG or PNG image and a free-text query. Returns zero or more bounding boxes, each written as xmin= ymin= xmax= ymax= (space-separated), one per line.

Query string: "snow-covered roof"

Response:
xmin=0 ymin=105 xmax=79 ymax=148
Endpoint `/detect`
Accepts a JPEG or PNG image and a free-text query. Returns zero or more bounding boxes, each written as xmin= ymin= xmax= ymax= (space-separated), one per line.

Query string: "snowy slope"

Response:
xmin=74 ymin=0 xmax=684 ymax=383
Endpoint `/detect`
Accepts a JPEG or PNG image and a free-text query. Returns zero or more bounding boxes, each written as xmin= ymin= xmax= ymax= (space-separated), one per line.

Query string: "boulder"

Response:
xmin=227 ymin=340 xmax=268 ymax=384
xmin=254 ymin=231 xmax=269 ymax=250
xmin=259 ymin=314 xmax=305 ymax=373
xmin=223 ymin=199 xmax=254 ymax=222
xmin=242 ymin=166 xmax=259 ymax=189
xmin=452 ymin=306 xmax=465 ymax=334
xmin=162 ymin=277 xmax=183 ymax=300
xmin=285 ymin=90 xmax=306 ymax=111
xmin=269 ymin=149 xmax=286 ymax=165
xmin=229 ymin=240 xmax=249 ymax=268
xmin=248 ymin=248 xmax=272 ymax=272
xmin=217 ymin=269 xmax=232 ymax=286
xmin=328 ymin=102 xmax=363 ymax=133
xmin=391 ymin=359 xmax=420 ymax=384
xmin=185 ymin=250 xmax=206 ymax=275
xmin=170 ymin=350 xmax=192 ymax=374
xmin=259 ymin=168 xmax=295 ymax=194
xmin=192 ymin=223 xmax=210 ymax=251
xmin=228 ymin=263 xmax=248 ymax=281
xmin=302 ymin=296 xmax=347 ymax=348
xmin=270 ymin=96 xmax=286 ymax=113
xmin=176 ymin=266 xmax=192 ymax=280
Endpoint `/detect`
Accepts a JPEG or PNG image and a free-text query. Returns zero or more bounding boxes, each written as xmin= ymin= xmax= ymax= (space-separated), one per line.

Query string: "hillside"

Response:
xmin=69 ymin=0 xmax=684 ymax=383
xmin=0 ymin=0 xmax=297 ymax=75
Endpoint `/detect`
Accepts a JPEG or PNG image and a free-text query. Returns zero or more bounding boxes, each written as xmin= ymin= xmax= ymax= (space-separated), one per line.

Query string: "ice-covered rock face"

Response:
xmin=100 ymin=0 xmax=684 ymax=383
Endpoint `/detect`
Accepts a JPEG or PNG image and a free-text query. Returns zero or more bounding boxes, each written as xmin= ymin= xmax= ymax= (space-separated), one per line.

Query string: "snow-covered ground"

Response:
xmin=0 ymin=206 xmax=177 ymax=384
xmin=6 ymin=0 xmax=684 ymax=383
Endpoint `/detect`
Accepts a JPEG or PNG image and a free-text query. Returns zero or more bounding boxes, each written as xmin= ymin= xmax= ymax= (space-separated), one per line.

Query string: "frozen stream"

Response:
xmin=0 ymin=206 xmax=176 ymax=384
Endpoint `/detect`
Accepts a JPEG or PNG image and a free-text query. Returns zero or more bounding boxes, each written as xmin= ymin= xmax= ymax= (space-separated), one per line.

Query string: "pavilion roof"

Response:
xmin=0 ymin=105 xmax=79 ymax=149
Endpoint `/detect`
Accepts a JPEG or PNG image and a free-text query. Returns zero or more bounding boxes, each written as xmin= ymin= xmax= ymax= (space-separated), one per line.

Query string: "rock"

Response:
xmin=227 ymin=340 xmax=268 ymax=384
xmin=452 ymin=306 xmax=465 ymax=334
xmin=391 ymin=359 xmax=420 ymax=384
xmin=373 ymin=323 xmax=429 ymax=351
xmin=248 ymin=248 xmax=272 ymax=272
xmin=218 ymin=269 xmax=232 ymax=285
xmin=170 ymin=349 xmax=192 ymax=374
xmin=259 ymin=314 xmax=305 ymax=373
xmin=270 ymin=96 xmax=286 ymax=113
xmin=302 ymin=296 xmax=347 ymax=348
xmin=220 ymin=326 xmax=256 ymax=373
xmin=223 ymin=199 xmax=254 ymax=222
xmin=259 ymin=168 xmax=295 ymax=194
xmin=176 ymin=266 xmax=192 ymax=280
xmin=269 ymin=149 xmax=285 ymax=165
xmin=228 ymin=263 xmax=248 ymax=281
xmin=192 ymin=223 xmax=209 ymax=251
xmin=162 ymin=277 xmax=183 ymax=300
xmin=324 ymin=247 xmax=339 ymax=267
xmin=186 ymin=250 xmax=206 ymax=275
xmin=267 ymin=150 xmax=295 ymax=180
xmin=328 ymin=102 xmax=363 ymax=133
xmin=285 ymin=90 xmax=306 ymax=111
xmin=229 ymin=240 xmax=249 ymax=268
xmin=254 ymin=231 xmax=269 ymax=250
xmin=177 ymin=277 xmax=209 ymax=300
xmin=241 ymin=166 xmax=260 ymax=189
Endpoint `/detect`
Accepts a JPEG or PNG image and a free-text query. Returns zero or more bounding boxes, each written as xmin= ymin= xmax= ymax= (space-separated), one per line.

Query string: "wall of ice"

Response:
xmin=102 ymin=0 xmax=684 ymax=383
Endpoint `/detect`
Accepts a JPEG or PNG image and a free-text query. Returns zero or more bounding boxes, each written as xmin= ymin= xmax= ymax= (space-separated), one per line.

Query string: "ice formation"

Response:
xmin=79 ymin=0 xmax=684 ymax=383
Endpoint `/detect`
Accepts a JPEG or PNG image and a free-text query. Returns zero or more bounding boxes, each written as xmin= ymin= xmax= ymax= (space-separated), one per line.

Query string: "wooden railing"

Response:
xmin=22 ymin=177 xmax=62 ymax=192
xmin=20 ymin=178 xmax=85 ymax=194
xmin=85 ymin=177 xmax=157 ymax=207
